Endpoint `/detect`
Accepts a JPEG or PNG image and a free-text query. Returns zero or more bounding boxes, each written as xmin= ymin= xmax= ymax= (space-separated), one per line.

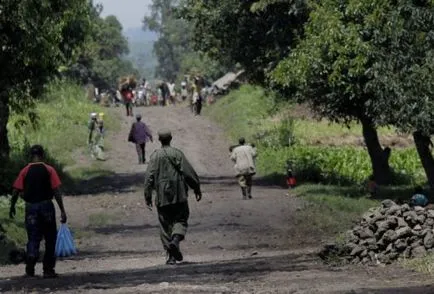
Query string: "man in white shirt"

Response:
xmin=168 ymin=81 xmax=176 ymax=104
xmin=230 ymin=137 xmax=257 ymax=200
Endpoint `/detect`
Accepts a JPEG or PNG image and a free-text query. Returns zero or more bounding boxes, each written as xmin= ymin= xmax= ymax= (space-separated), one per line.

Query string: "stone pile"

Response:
xmin=343 ymin=199 xmax=434 ymax=264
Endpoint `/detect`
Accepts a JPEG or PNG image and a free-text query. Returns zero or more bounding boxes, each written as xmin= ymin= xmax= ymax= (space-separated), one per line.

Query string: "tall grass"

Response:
xmin=8 ymin=80 xmax=117 ymax=165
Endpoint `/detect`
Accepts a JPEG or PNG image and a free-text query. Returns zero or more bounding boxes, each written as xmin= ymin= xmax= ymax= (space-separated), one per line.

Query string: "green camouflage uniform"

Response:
xmin=144 ymin=146 xmax=201 ymax=250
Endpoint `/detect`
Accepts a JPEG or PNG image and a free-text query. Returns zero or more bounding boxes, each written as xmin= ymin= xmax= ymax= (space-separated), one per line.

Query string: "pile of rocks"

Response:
xmin=343 ymin=199 xmax=434 ymax=264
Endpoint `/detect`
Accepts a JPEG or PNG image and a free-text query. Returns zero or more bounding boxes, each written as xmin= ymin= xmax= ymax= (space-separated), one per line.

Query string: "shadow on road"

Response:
xmin=1 ymin=251 xmax=433 ymax=293
xmin=0 ymin=252 xmax=319 ymax=292
xmin=65 ymin=173 xmax=285 ymax=196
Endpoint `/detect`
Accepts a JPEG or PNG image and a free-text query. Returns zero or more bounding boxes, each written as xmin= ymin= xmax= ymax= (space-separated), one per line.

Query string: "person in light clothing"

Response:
xmin=230 ymin=137 xmax=257 ymax=199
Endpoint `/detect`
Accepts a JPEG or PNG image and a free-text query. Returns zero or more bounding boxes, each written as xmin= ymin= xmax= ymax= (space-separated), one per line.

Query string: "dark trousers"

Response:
xmin=125 ymin=102 xmax=133 ymax=116
xmin=157 ymin=202 xmax=189 ymax=250
xmin=25 ymin=201 xmax=57 ymax=273
xmin=136 ymin=143 xmax=146 ymax=163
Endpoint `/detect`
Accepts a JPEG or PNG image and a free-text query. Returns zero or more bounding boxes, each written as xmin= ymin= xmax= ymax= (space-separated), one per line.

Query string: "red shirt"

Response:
xmin=13 ymin=162 xmax=61 ymax=203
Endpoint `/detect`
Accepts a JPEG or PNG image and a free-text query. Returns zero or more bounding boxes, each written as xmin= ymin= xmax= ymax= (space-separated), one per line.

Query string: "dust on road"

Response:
xmin=0 ymin=105 xmax=432 ymax=293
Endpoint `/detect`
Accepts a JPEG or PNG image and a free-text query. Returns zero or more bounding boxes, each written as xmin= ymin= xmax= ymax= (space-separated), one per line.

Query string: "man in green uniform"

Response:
xmin=144 ymin=129 xmax=202 ymax=265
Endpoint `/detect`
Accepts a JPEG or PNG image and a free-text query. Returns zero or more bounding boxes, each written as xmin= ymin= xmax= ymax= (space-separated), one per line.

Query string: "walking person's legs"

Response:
xmin=24 ymin=204 xmax=43 ymax=277
xmin=41 ymin=202 xmax=57 ymax=277
xmin=237 ymin=175 xmax=248 ymax=200
xmin=135 ymin=144 xmax=143 ymax=163
xmin=157 ymin=203 xmax=189 ymax=265
xmin=246 ymin=175 xmax=253 ymax=199
xmin=157 ymin=206 xmax=175 ymax=264
xmin=169 ymin=202 xmax=189 ymax=262
xmin=140 ymin=143 xmax=146 ymax=163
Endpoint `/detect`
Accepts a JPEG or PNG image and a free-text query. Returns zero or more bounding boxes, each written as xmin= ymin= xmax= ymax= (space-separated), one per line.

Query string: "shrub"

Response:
xmin=257 ymin=146 xmax=425 ymax=186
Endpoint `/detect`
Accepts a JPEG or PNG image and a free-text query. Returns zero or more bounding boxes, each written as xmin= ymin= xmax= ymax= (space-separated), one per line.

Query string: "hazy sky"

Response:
xmin=97 ymin=0 xmax=153 ymax=30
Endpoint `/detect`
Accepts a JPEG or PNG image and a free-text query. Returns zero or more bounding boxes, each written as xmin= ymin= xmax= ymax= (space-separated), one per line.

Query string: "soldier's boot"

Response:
xmin=25 ymin=256 xmax=36 ymax=277
xmin=247 ymin=186 xmax=252 ymax=199
xmin=168 ymin=234 xmax=183 ymax=262
xmin=166 ymin=252 xmax=176 ymax=265
xmin=241 ymin=187 xmax=247 ymax=200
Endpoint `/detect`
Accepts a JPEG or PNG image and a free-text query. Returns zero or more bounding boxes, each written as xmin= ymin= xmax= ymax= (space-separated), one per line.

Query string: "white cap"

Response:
xmin=90 ymin=112 xmax=97 ymax=118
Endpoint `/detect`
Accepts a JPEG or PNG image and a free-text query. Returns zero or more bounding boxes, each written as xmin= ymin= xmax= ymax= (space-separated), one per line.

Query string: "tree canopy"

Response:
xmin=180 ymin=0 xmax=308 ymax=83
xmin=0 ymin=0 xmax=91 ymax=160
xmin=271 ymin=0 xmax=434 ymax=185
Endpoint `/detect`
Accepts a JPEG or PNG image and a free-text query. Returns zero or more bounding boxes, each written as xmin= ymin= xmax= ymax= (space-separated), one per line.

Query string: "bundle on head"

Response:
xmin=118 ymin=75 xmax=137 ymax=91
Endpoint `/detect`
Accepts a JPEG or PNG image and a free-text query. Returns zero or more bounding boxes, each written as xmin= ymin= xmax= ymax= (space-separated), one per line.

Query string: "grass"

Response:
xmin=401 ymin=254 xmax=434 ymax=274
xmin=0 ymin=197 xmax=26 ymax=265
xmin=293 ymin=184 xmax=379 ymax=236
xmin=88 ymin=212 xmax=118 ymax=227
xmin=0 ymin=79 xmax=121 ymax=264
xmin=8 ymin=80 xmax=119 ymax=166
xmin=205 ymin=85 xmax=274 ymax=142
xmin=206 ymin=84 xmax=428 ymax=262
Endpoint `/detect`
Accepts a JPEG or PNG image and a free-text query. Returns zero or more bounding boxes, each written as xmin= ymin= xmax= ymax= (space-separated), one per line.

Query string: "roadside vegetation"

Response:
xmin=0 ymin=80 xmax=119 ymax=264
xmin=205 ymin=85 xmax=425 ymax=235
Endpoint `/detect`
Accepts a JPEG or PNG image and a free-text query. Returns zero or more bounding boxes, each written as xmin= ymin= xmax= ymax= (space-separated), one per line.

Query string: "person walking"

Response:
xmin=144 ymin=129 xmax=202 ymax=265
xmin=230 ymin=137 xmax=257 ymax=199
xmin=9 ymin=145 xmax=67 ymax=278
xmin=128 ymin=114 xmax=153 ymax=164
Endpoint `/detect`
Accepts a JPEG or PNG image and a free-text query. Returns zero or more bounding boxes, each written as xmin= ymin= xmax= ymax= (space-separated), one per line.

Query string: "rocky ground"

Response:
xmin=0 ymin=105 xmax=433 ymax=293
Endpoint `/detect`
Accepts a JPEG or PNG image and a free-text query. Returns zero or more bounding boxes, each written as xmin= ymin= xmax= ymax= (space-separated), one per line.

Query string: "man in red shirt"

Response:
xmin=9 ymin=145 xmax=67 ymax=278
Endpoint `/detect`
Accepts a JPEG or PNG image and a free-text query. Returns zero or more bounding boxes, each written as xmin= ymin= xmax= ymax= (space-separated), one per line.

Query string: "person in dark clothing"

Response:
xmin=9 ymin=145 xmax=67 ymax=278
xmin=128 ymin=114 xmax=153 ymax=164
xmin=144 ymin=129 xmax=202 ymax=265
xmin=159 ymin=82 xmax=170 ymax=106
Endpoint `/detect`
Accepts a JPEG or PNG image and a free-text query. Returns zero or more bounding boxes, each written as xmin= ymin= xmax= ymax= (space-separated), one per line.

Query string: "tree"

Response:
xmin=180 ymin=0 xmax=308 ymax=83
xmin=364 ymin=2 xmax=433 ymax=189
xmin=0 ymin=0 xmax=91 ymax=161
xmin=272 ymin=0 xmax=434 ymax=185
xmin=143 ymin=0 xmax=228 ymax=81
xmin=65 ymin=4 xmax=137 ymax=89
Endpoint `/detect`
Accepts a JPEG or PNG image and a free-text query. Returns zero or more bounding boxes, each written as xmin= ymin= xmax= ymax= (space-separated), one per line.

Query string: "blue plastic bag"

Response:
xmin=55 ymin=224 xmax=77 ymax=257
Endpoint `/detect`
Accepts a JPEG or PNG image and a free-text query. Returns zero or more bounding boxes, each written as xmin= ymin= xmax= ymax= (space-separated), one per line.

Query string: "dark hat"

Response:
xmin=158 ymin=129 xmax=172 ymax=140
xmin=30 ymin=145 xmax=45 ymax=158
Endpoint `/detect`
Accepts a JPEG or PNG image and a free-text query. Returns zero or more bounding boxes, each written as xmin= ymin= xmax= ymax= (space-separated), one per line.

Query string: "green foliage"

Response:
xmin=205 ymin=85 xmax=275 ymax=141
xmin=0 ymin=80 xmax=116 ymax=193
xmin=0 ymin=196 xmax=26 ymax=265
xmin=271 ymin=0 xmax=434 ymax=133
xmin=294 ymin=185 xmax=379 ymax=235
xmin=8 ymin=80 xmax=116 ymax=163
xmin=207 ymin=85 xmax=425 ymax=186
xmin=180 ymin=0 xmax=308 ymax=83
xmin=0 ymin=0 xmax=91 ymax=161
xmin=144 ymin=0 xmax=227 ymax=81
xmin=255 ymin=118 xmax=296 ymax=148
xmin=258 ymin=146 xmax=425 ymax=186
xmin=65 ymin=5 xmax=138 ymax=89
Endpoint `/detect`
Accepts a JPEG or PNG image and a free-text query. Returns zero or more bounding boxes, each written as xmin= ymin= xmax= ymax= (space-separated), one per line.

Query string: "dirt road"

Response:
xmin=0 ymin=105 xmax=433 ymax=293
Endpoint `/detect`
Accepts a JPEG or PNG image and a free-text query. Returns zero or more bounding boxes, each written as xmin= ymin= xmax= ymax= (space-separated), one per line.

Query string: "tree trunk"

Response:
xmin=413 ymin=131 xmax=434 ymax=191
xmin=0 ymin=93 xmax=10 ymax=162
xmin=361 ymin=117 xmax=391 ymax=185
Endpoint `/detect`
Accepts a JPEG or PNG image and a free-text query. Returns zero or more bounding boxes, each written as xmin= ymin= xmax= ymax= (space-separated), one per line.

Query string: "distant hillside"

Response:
xmin=123 ymin=27 xmax=158 ymax=79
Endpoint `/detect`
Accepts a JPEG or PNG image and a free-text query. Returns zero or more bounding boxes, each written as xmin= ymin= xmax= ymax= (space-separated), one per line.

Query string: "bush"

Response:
xmin=206 ymin=84 xmax=425 ymax=186
xmin=1 ymin=79 xmax=117 ymax=194
xmin=257 ymin=146 xmax=425 ymax=186
xmin=0 ymin=196 xmax=26 ymax=265
xmin=205 ymin=84 xmax=275 ymax=141
xmin=255 ymin=117 xmax=296 ymax=148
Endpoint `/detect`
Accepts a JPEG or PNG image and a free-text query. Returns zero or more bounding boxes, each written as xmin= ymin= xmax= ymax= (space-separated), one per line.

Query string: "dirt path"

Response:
xmin=0 ymin=105 xmax=433 ymax=293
